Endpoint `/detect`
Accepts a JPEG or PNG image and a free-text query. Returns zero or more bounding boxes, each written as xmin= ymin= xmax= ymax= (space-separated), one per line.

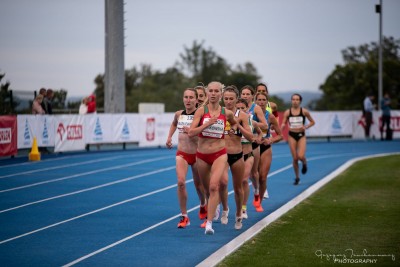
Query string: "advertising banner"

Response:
xmin=0 ymin=115 xmax=17 ymax=156
xmin=17 ymin=115 xmax=36 ymax=149
xmin=54 ymin=115 xmax=85 ymax=152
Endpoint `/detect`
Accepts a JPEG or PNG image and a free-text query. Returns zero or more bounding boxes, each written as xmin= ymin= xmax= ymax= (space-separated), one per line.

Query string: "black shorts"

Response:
xmin=243 ymin=152 xmax=254 ymax=161
xmin=252 ymin=142 xmax=260 ymax=150
xmin=288 ymin=131 xmax=305 ymax=141
xmin=227 ymin=152 xmax=243 ymax=166
xmin=260 ymin=144 xmax=271 ymax=155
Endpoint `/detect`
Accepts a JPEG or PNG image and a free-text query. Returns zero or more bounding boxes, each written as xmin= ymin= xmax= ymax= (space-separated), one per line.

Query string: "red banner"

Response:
xmin=0 ymin=115 xmax=18 ymax=157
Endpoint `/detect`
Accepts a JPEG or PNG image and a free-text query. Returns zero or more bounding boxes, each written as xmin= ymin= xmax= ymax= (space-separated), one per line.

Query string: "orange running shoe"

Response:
xmin=200 ymin=219 xmax=207 ymax=228
xmin=252 ymin=194 xmax=260 ymax=208
xmin=199 ymin=205 xmax=207 ymax=220
xmin=255 ymin=205 xmax=264 ymax=212
xmin=177 ymin=216 xmax=190 ymax=228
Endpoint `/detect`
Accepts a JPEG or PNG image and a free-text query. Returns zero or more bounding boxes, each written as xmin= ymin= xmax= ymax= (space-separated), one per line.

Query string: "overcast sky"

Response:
xmin=1 ymin=0 xmax=399 ymax=98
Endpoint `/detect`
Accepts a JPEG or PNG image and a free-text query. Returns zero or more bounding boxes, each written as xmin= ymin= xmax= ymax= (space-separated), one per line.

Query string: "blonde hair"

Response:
xmin=35 ymin=94 xmax=44 ymax=102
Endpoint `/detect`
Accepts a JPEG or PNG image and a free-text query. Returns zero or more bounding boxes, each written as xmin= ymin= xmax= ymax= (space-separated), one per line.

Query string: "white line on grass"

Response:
xmin=0 ymin=156 xmax=172 ymax=193
xmin=196 ymin=152 xmax=400 ymax=267
xmin=0 ymin=165 xmax=175 ymax=213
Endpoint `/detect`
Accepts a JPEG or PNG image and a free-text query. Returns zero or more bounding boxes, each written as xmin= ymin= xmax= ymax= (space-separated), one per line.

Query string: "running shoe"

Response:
xmin=177 ymin=216 xmax=190 ymax=228
xmin=255 ymin=205 xmax=264 ymax=212
xmin=301 ymin=164 xmax=308 ymax=174
xmin=205 ymin=221 xmax=214 ymax=235
xmin=242 ymin=209 xmax=248 ymax=219
xmin=294 ymin=177 xmax=300 ymax=185
xmin=263 ymin=189 xmax=269 ymax=199
xmin=200 ymin=220 xmax=207 ymax=228
xmin=252 ymin=194 xmax=260 ymax=208
xmin=199 ymin=204 xmax=207 ymax=220
xmin=213 ymin=204 xmax=220 ymax=221
xmin=235 ymin=216 xmax=243 ymax=230
xmin=221 ymin=208 xmax=229 ymax=224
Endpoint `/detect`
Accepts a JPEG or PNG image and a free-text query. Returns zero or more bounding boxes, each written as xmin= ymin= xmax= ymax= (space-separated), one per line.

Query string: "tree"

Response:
xmin=94 ymin=40 xmax=265 ymax=112
xmin=0 ymin=73 xmax=19 ymax=115
xmin=315 ymin=36 xmax=400 ymax=110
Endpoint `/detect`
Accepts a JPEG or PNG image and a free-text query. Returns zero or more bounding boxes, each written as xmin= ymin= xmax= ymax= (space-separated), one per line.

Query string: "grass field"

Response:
xmin=218 ymin=155 xmax=400 ymax=267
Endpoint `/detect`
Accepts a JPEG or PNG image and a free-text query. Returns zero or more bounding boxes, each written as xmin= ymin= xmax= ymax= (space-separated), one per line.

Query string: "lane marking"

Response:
xmin=0 ymin=154 xmax=143 ymax=179
xmin=61 ymin=152 xmax=371 ymax=266
xmin=0 ymin=166 xmax=175 ymax=213
xmin=0 ymin=156 xmax=173 ymax=193
xmin=196 ymin=152 xmax=400 ymax=267
xmin=0 ymin=177 xmax=184 ymax=245
xmin=0 ymin=151 xmax=167 ymax=169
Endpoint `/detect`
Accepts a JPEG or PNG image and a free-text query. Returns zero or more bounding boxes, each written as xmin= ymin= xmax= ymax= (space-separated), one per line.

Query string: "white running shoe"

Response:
xmin=242 ymin=210 xmax=248 ymax=219
xmin=213 ymin=204 xmax=220 ymax=221
xmin=263 ymin=189 xmax=269 ymax=199
xmin=221 ymin=208 xmax=229 ymax=224
xmin=205 ymin=221 xmax=214 ymax=235
xmin=235 ymin=216 xmax=243 ymax=230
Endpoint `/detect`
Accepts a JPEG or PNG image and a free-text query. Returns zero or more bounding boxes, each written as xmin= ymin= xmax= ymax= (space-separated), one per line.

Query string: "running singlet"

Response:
xmin=177 ymin=110 xmax=195 ymax=133
xmin=288 ymin=107 xmax=305 ymax=129
xmin=199 ymin=106 xmax=226 ymax=139
xmin=241 ymin=115 xmax=253 ymax=144
xmin=253 ymin=111 xmax=271 ymax=138
xmin=224 ymin=109 xmax=242 ymax=137
xmin=266 ymin=102 xmax=272 ymax=114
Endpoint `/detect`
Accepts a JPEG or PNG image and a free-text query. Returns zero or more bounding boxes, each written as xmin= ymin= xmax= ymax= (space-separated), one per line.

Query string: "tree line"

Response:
xmin=2 ymin=37 xmax=399 ymax=115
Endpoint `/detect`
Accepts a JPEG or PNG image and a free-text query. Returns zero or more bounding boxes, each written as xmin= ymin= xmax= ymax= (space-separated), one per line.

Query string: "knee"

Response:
xmin=177 ymin=180 xmax=186 ymax=190
xmin=209 ymin=183 xmax=219 ymax=194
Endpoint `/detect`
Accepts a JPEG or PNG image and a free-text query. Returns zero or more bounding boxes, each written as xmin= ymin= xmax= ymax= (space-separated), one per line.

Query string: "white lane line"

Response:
xmin=0 ymin=178 xmax=186 ymax=245
xmin=0 ymin=151 xmax=166 ymax=169
xmin=0 ymin=156 xmax=173 ymax=193
xmin=0 ymin=154 xmax=141 ymax=179
xmin=61 ymin=152 xmax=369 ymax=266
xmin=0 ymin=166 xmax=175 ymax=213
xmin=196 ymin=152 xmax=400 ymax=267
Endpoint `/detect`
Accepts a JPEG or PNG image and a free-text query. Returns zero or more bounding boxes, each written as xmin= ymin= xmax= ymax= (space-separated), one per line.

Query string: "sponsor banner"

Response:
xmin=17 ymin=115 xmax=36 ymax=148
xmin=0 ymin=115 xmax=17 ymax=156
xmin=54 ymin=115 xmax=85 ymax=152
xmin=159 ymin=113 xmax=177 ymax=146
xmin=353 ymin=110 xmax=400 ymax=139
xmin=113 ymin=114 xmax=140 ymax=143
xmin=138 ymin=113 xmax=175 ymax=147
xmin=307 ymin=111 xmax=353 ymax=137
xmin=85 ymin=114 xmax=114 ymax=144
xmin=35 ymin=115 xmax=55 ymax=147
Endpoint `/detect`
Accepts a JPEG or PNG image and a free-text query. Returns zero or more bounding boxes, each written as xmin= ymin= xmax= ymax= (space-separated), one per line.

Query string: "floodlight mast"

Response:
xmin=105 ymin=0 xmax=125 ymax=113
xmin=376 ymin=0 xmax=383 ymax=110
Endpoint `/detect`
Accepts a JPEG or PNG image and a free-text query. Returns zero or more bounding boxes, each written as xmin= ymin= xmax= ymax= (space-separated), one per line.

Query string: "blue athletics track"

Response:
xmin=0 ymin=140 xmax=399 ymax=266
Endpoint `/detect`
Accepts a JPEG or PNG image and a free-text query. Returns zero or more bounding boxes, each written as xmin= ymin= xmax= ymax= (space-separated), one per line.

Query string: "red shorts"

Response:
xmin=196 ymin=148 xmax=227 ymax=165
xmin=176 ymin=150 xmax=196 ymax=165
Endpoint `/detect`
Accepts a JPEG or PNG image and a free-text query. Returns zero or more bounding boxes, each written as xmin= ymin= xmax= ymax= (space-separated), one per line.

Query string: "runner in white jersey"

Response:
xmin=166 ymin=88 xmax=207 ymax=228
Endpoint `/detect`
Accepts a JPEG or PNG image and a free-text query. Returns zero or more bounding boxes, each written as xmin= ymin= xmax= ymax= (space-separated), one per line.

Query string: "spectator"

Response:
xmin=39 ymin=88 xmax=47 ymax=113
xmin=45 ymin=89 xmax=54 ymax=114
xmin=380 ymin=92 xmax=391 ymax=140
xmin=79 ymin=97 xmax=88 ymax=114
xmin=32 ymin=94 xmax=45 ymax=114
xmin=363 ymin=92 xmax=375 ymax=139
xmin=87 ymin=94 xmax=96 ymax=113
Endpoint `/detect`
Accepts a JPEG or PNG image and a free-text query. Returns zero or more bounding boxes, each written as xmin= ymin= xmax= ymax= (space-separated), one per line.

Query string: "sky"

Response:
xmin=1 ymin=0 xmax=399 ymax=98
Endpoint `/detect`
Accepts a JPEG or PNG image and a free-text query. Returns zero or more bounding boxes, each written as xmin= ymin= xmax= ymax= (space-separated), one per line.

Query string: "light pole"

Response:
xmin=375 ymin=0 xmax=383 ymax=110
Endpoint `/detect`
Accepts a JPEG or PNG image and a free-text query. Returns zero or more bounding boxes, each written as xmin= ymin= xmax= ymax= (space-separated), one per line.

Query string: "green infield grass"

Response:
xmin=219 ymin=155 xmax=400 ymax=267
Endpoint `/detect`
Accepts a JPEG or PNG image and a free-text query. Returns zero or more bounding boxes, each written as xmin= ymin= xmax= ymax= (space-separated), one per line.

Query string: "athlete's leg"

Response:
xmin=176 ymin=156 xmax=189 ymax=214
xmin=259 ymin=147 xmax=272 ymax=206
xmin=231 ymin=158 xmax=245 ymax=218
xmin=206 ymin=155 xmax=228 ymax=224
